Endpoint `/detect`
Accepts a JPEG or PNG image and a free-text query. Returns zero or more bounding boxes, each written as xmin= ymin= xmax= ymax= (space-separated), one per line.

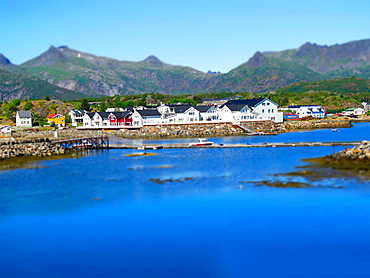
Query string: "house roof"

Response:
xmin=110 ymin=111 xmax=131 ymax=118
xmin=224 ymin=98 xmax=266 ymax=107
xmin=70 ymin=110 xmax=86 ymax=114
xmin=219 ymin=98 xmax=273 ymax=110
xmin=17 ymin=111 xmax=32 ymax=118
xmin=194 ymin=105 xmax=216 ymax=112
xmin=47 ymin=113 xmax=65 ymax=118
xmin=222 ymin=104 xmax=250 ymax=112
xmin=86 ymin=112 xmax=95 ymax=118
xmin=96 ymin=112 xmax=110 ymax=118
xmin=169 ymin=105 xmax=192 ymax=113
xmin=344 ymin=108 xmax=361 ymax=111
xmin=137 ymin=110 xmax=162 ymax=116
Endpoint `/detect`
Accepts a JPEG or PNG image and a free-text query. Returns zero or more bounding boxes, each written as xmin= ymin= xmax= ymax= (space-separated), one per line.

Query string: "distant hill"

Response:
xmin=275 ymin=76 xmax=370 ymax=94
xmin=0 ymin=69 xmax=88 ymax=101
xmin=1 ymin=39 xmax=370 ymax=100
xmin=263 ymin=39 xmax=370 ymax=74
xmin=18 ymin=46 xmax=215 ymax=96
xmin=208 ymin=52 xmax=324 ymax=93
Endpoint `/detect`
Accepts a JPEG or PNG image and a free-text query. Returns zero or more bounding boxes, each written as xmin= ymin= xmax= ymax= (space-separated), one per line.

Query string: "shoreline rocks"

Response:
xmin=283 ymin=120 xmax=351 ymax=130
xmin=328 ymin=140 xmax=370 ymax=161
xmin=0 ymin=138 xmax=65 ymax=160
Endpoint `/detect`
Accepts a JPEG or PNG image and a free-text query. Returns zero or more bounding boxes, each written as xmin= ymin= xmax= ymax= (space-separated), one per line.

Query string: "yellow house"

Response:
xmin=47 ymin=114 xmax=65 ymax=127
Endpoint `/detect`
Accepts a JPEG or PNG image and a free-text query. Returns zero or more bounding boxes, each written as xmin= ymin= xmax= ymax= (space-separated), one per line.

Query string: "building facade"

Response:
xmin=16 ymin=111 xmax=33 ymax=127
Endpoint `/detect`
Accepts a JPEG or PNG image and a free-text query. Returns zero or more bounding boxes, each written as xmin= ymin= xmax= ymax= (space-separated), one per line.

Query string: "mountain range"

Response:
xmin=1 ymin=39 xmax=370 ymax=101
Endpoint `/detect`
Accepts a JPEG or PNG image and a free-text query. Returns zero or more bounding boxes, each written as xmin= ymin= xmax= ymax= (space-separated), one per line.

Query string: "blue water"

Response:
xmin=0 ymin=123 xmax=370 ymax=277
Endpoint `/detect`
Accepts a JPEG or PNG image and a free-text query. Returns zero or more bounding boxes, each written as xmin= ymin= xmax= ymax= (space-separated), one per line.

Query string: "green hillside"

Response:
xmin=262 ymin=77 xmax=370 ymax=109
xmin=0 ymin=69 xmax=88 ymax=101
xmin=275 ymin=76 xmax=370 ymax=94
xmin=209 ymin=53 xmax=324 ymax=93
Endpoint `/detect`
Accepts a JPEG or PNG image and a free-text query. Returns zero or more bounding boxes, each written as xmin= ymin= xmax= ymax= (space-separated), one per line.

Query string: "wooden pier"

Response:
xmin=52 ymin=137 xmax=109 ymax=149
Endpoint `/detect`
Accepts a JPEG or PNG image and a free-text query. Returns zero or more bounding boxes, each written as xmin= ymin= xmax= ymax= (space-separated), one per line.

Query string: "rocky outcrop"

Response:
xmin=0 ymin=138 xmax=65 ymax=159
xmin=117 ymin=123 xmax=246 ymax=139
xmin=283 ymin=120 xmax=351 ymax=130
xmin=329 ymin=140 xmax=370 ymax=161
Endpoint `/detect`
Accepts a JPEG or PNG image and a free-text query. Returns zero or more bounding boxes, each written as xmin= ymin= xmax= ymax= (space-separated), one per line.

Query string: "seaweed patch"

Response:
xmin=149 ymin=177 xmax=194 ymax=184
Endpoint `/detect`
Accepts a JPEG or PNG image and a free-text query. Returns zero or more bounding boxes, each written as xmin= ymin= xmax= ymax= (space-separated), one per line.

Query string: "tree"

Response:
xmin=193 ymin=95 xmax=202 ymax=104
xmin=44 ymin=95 xmax=50 ymax=101
xmin=65 ymin=113 xmax=71 ymax=124
xmin=24 ymin=101 xmax=33 ymax=110
xmin=12 ymin=99 xmax=21 ymax=106
xmin=79 ymin=99 xmax=91 ymax=111
xmin=99 ymin=102 xmax=107 ymax=112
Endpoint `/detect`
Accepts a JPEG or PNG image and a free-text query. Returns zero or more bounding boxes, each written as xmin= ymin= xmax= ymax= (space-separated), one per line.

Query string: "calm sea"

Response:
xmin=0 ymin=122 xmax=369 ymax=278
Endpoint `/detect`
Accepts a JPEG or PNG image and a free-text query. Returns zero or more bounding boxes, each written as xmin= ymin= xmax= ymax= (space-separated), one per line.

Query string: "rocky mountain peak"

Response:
xmin=245 ymin=51 xmax=269 ymax=67
xmin=140 ymin=55 xmax=163 ymax=67
xmin=296 ymin=42 xmax=327 ymax=58
xmin=0 ymin=54 xmax=12 ymax=65
xmin=36 ymin=45 xmax=66 ymax=62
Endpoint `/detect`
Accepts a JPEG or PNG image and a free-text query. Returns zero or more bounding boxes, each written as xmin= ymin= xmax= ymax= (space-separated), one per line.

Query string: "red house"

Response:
xmin=108 ymin=111 xmax=132 ymax=126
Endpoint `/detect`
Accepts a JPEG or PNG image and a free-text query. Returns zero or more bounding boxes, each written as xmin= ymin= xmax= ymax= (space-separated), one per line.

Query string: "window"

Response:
xmin=262 ymin=109 xmax=264 ymax=113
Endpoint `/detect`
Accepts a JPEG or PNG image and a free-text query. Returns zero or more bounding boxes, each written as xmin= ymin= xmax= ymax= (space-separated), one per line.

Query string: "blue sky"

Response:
xmin=2 ymin=0 xmax=370 ymax=73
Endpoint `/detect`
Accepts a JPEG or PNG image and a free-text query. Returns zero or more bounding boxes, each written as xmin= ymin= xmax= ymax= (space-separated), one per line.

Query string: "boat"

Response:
xmin=189 ymin=138 xmax=214 ymax=146
xmin=331 ymin=129 xmax=340 ymax=132
xmin=72 ymin=139 xmax=93 ymax=148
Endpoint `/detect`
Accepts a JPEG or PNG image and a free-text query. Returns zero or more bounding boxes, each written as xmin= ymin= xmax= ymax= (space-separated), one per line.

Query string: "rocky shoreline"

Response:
xmin=0 ymin=138 xmax=65 ymax=160
xmin=328 ymin=140 xmax=370 ymax=161
xmin=307 ymin=140 xmax=370 ymax=178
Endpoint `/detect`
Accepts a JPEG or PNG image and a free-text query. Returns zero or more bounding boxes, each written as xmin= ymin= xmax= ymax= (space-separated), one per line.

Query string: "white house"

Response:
xmin=16 ymin=111 xmax=33 ymax=127
xmin=92 ymin=112 xmax=110 ymax=127
xmin=194 ymin=105 xmax=219 ymax=121
xmin=69 ymin=110 xmax=86 ymax=126
xmin=167 ymin=105 xmax=200 ymax=123
xmin=218 ymin=102 xmax=256 ymax=123
xmin=132 ymin=109 xmax=163 ymax=126
xmin=219 ymin=98 xmax=283 ymax=123
xmin=287 ymin=105 xmax=325 ymax=119
xmin=82 ymin=112 xmax=110 ymax=128
xmin=82 ymin=112 xmax=95 ymax=128
xmin=340 ymin=108 xmax=365 ymax=116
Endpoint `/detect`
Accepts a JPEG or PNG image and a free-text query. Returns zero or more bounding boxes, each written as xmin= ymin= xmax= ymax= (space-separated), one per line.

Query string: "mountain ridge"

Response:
xmin=1 ymin=39 xmax=370 ymax=100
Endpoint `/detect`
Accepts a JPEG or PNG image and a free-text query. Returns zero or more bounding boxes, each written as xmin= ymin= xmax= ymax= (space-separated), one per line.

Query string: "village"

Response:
xmin=3 ymin=97 xmax=368 ymax=135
